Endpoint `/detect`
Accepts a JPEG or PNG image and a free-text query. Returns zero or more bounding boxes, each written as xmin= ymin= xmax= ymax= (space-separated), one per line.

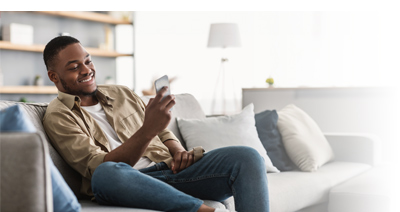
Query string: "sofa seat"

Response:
xmin=80 ymin=200 xmax=159 ymax=212
xmin=268 ymin=161 xmax=371 ymax=212
xmin=328 ymin=166 xmax=395 ymax=212
xmin=80 ymin=199 xmax=226 ymax=212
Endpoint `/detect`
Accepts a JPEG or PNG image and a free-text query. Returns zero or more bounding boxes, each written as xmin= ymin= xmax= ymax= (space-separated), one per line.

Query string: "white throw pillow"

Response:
xmin=176 ymin=103 xmax=280 ymax=173
xmin=277 ymin=104 xmax=334 ymax=172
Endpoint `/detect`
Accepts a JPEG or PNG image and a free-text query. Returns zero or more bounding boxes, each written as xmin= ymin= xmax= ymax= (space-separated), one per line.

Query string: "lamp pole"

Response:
xmin=207 ymin=23 xmax=241 ymax=115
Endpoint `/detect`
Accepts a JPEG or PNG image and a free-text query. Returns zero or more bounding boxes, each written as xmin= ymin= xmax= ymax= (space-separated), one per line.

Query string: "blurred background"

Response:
xmin=0 ymin=11 xmax=399 ymax=165
xmin=1 ymin=11 xmax=399 ymax=109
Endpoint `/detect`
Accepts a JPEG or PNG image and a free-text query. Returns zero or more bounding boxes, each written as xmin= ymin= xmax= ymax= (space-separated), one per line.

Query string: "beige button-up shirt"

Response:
xmin=43 ymin=85 xmax=178 ymax=196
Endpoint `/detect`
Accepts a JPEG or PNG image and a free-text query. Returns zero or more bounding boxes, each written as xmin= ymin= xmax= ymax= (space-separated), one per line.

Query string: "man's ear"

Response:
xmin=47 ymin=70 xmax=59 ymax=83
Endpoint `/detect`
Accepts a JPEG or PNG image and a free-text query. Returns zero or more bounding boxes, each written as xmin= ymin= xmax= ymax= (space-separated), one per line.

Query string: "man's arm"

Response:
xmin=104 ymin=87 xmax=175 ymax=166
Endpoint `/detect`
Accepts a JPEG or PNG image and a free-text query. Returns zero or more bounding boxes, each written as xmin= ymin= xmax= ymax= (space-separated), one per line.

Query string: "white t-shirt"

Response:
xmin=82 ymin=103 xmax=155 ymax=170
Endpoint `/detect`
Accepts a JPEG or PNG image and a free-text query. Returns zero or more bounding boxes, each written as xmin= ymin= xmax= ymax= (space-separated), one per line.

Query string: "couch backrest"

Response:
xmin=0 ymin=93 xmax=206 ymax=199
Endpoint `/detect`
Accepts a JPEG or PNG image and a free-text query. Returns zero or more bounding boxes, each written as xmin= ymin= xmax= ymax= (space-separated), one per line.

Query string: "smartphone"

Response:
xmin=154 ymin=75 xmax=173 ymax=111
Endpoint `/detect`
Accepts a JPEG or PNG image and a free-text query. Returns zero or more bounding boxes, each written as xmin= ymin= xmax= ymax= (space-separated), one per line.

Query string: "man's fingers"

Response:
xmin=171 ymin=151 xmax=195 ymax=174
xmin=153 ymin=87 xmax=175 ymax=112
xmin=155 ymin=86 xmax=168 ymax=102
xmin=173 ymin=152 xmax=182 ymax=174
xmin=164 ymin=95 xmax=176 ymax=111
xmin=178 ymin=152 xmax=188 ymax=172
xmin=186 ymin=153 xmax=194 ymax=168
xmin=171 ymin=160 xmax=175 ymax=172
xmin=147 ymin=98 xmax=154 ymax=108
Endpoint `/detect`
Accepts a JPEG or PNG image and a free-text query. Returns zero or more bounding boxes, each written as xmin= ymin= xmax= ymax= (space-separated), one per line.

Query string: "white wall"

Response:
xmin=134 ymin=11 xmax=399 ymax=115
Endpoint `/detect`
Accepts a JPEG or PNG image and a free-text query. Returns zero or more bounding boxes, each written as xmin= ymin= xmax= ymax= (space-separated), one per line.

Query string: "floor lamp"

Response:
xmin=207 ymin=23 xmax=241 ymax=115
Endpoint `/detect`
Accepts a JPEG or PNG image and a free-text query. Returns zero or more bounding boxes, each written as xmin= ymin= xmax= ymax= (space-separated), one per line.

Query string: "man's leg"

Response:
xmin=91 ymin=161 xmax=204 ymax=212
xmin=143 ymin=146 xmax=270 ymax=212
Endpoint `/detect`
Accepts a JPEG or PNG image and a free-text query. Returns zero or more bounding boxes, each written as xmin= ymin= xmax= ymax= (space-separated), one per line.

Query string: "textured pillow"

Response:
xmin=255 ymin=109 xmax=296 ymax=171
xmin=0 ymin=104 xmax=81 ymax=212
xmin=0 ymin=104 xmax=36 ymax=132
xmin=277 ymin=104 xmax=334 ymax=172
xmin=177 ymin=103 xmax=280 ymax=173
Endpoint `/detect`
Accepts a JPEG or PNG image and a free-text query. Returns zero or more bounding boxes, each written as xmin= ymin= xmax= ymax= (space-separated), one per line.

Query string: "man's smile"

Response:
xmin=78 ymin=72 xmax=95 ymax=83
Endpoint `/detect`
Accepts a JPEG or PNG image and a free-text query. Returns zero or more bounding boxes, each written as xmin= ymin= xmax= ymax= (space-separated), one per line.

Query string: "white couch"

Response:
xmin=0 ymin=93 xmax=384 ymax=212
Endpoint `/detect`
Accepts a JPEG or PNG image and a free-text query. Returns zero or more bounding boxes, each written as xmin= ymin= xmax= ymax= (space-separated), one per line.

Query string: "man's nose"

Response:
xmin=80 ymin=64 xmax=91 ymax=75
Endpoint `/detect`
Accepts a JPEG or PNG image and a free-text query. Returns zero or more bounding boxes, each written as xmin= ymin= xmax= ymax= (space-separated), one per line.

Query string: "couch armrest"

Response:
xmin=324 ymin=133 xmax=382 ymax=166
xmin=1 ymin=132 xmax=53 ymax=212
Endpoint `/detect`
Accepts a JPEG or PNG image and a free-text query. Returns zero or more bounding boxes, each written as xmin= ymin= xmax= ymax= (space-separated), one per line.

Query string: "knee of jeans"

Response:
xmin=92 ymin=162 xmax=132 ymax=190
xmin=233 ymin=146 xmax=265 ymax=168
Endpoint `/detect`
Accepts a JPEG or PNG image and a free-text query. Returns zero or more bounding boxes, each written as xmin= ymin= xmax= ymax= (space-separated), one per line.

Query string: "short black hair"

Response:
xmin=43 ymin=36 xmax=80 ymax=71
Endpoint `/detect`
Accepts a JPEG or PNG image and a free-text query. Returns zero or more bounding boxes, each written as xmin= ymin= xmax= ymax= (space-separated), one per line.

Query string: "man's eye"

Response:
xmin=86 ymin=60 xmax=92 ymax=65
xmin=69 ymin=66 xmax=78 ymax=70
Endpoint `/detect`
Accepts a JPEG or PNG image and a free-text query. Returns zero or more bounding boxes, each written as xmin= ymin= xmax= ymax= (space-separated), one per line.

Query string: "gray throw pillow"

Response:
xmin=255 ymin=109 xmax=296 ymax=171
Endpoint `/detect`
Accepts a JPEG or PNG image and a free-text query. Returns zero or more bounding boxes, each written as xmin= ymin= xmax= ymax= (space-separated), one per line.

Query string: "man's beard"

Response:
xmin=60 ymin=77 xmax=97 ymax=96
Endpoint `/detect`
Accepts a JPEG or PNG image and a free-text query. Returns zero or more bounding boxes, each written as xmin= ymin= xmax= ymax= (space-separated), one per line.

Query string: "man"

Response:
xmin=42 ymin=36 xmax=269 ymax=212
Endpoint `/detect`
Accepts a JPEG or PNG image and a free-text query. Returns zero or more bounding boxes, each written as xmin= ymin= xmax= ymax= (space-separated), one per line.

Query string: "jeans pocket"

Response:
xmin=139 ymin=162 xmax=169 ymax=173
xmin=156 ymin=162 xmax=169 ymax=171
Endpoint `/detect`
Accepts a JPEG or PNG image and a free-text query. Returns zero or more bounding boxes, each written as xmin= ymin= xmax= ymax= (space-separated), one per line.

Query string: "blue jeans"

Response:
xmin=92 ymin=146 xmax=269 ymax=212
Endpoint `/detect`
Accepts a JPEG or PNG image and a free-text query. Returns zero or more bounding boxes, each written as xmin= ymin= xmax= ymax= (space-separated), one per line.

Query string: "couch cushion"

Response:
xmin=0 ymin=101 xmax=49 ymax=135
xmin=329 ymin=166 xmax=394 ymax=212
xmin=267 ymin=161 xmax=371 ymax=212
xmin=80 ymin=200 xmax=160 ymax=212
xmin=177 ymin=103 xmax=280 ymax=173
xmin=255 ymin=109 xmax=296 ymax=171
xmin=0 ymin=104 xmax=36 ymax=132
xmin=277 ymin=104 xmax=335 ymax=172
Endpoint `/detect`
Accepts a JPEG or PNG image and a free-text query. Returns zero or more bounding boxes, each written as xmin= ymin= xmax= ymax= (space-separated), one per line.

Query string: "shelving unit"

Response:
xmin=0 ymin=86 xmax=57 ymax=94
xmin=34 ymin=11 xmax=132 ymax=25
xmin=0 ymin=41 xmax=133 ymax=57
xmin=0 ymin=11 xmax=134 ymax=96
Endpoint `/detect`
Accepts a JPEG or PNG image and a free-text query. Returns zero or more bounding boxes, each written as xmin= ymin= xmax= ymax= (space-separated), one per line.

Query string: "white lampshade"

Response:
xmin=207 ymin=23 xmax=241 ymax=48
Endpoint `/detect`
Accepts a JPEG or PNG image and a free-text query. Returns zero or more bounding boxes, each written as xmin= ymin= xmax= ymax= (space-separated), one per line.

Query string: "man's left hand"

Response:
xmin=171 ymin=150 xmax=194 ymax=174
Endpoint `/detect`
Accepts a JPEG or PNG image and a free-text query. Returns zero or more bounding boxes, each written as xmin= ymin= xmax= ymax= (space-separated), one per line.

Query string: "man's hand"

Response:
xmin=171 ymin=150 xmax=194 ymax=174
xmin=141 ymin=87 xmax=175 ymax=139
xmin=104 ymin=87 xmax=175 ymax=166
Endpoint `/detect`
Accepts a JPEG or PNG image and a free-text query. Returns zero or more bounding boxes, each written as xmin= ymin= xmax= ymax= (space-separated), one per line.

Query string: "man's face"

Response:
xmin=50 ymin=43 xmax=97 ymax=96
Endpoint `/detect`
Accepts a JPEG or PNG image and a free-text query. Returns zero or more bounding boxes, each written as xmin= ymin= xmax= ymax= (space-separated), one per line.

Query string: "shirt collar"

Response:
xmin=57 ymin=87 xmax=115 ymax=110
xmin=96 ymin=87 xmax=115 ymax=106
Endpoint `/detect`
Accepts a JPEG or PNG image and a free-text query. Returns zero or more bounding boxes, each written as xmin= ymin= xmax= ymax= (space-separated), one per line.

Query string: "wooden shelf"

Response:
xmin=0 ymin=86 xmax=58 ymax=94
xmin=0 ymin=41 xmax=133 ymax=57
xmin=33 ymin=11 xmax=132 ymax=25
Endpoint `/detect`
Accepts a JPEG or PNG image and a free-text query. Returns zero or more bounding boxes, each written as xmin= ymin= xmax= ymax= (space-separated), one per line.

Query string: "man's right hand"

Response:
xmin=142 ymin=86 xmax=176 ymax=139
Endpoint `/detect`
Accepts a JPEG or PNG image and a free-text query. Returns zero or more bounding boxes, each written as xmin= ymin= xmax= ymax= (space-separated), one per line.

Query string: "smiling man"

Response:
xmin=42 ymin=36 xmax=270 ymax=212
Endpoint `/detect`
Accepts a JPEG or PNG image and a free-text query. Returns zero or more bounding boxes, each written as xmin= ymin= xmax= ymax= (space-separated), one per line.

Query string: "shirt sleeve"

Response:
xmin=43 ymin=111 xmax=107 ymax=180
xmin=158 ymin=128 xmax=180 ymax=143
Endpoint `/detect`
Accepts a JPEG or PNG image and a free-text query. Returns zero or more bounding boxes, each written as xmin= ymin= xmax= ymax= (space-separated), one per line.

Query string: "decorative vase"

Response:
xmin=34 ymin=75 xmax=44 ymax=86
